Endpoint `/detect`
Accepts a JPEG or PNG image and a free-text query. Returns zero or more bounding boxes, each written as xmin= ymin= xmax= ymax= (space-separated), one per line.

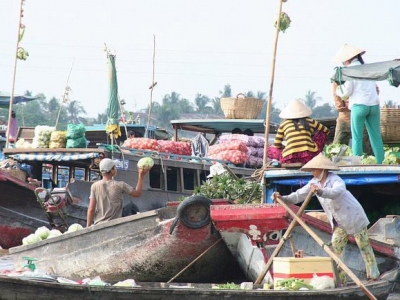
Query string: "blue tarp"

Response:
xmin=9 ymin=152 xmax=101 ymax=162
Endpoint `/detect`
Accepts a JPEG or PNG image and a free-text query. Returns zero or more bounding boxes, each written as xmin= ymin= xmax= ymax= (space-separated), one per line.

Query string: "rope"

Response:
xmin=251 ymin=161 xmax=274 ymax=182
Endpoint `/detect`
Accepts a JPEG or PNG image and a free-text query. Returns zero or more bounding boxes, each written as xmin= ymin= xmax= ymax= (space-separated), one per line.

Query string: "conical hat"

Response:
xmin=279 ymin=99 xmax=312 ymax=119
xmin=301 ymin=153 xmax=340 ymax=171
xmin=332 ymin=44 xmax=365 ymax=63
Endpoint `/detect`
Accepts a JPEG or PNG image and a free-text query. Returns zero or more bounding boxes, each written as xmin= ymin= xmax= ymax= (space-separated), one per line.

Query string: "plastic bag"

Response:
xmin=191 ymin=133 xmax=209 ymax=157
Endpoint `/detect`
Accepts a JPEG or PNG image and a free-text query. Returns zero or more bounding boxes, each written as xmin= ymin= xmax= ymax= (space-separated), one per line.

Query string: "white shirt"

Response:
xmin=335 ymin=61 xmax=379 ymax=109
xmin=282 ymin=172 xmax=369 ymax=235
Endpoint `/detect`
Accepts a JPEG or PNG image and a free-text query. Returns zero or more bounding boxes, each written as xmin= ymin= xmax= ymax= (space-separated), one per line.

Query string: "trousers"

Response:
xmin=350 ymin=104 xmax=384 ymax=163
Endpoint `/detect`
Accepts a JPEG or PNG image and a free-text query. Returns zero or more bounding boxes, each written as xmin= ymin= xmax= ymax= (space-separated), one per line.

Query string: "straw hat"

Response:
xmin=300 ymin=153 xmax=340 ymax=172
xmin=279 ymin=99 xmax=312 ymax=119
xmin=332 ymin=44 xmax=365 ymax=63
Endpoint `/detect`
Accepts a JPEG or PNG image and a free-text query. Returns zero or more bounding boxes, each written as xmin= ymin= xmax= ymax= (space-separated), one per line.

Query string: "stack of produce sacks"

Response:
xmin=207 ymin=135 xmax=249 ymax=165
xmin=32 ymin=125 xmax=55 ymax=148
xmin=212 ymin=134 xmax=265 ymax=167
xmin=66 ymin=124 xmax=87 ymax=148
xmin=49 ymin=131 xmax=67 ymax=148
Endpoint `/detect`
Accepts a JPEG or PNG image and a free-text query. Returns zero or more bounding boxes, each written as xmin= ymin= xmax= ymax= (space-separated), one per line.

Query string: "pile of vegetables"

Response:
xmin=22 ymin=224 xmax=84 ymax=246
xmin=193 ymin=173 xmax=261 ymax=204
xmin=215 ymin=282 xmax=240 ymax=289
xmin=275 ymin=278 xmax=314 ymax=291
xmin=274 ymin=12 xmax=291 ymax=33
xmin=323 ymin=143 xmax=399 ymax=165
xmin=32 ymin=125 xmax=55 ymax=148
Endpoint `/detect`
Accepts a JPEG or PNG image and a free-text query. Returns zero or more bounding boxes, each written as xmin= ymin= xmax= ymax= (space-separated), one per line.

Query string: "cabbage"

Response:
xmin=67 ymin=223 xmax=83 ymax=233
xmin=47 ymin=229 xmax=63 ymax=239
xmin=137 ymin=157 xmax=154 ymax=169
xmin=25 ymin=233 xmax=42 ymax=245
xmin=35 ymin=226 xmax=50 ymax=239
xmin=22 ymin=237 xmax=28 ymax=245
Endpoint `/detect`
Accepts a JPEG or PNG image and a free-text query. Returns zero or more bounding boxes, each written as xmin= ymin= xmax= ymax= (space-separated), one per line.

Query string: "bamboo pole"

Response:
xmin=145 ymin=34 xmax=157 ymax=138
xmin=255 ymin=190 xmax=314 ymax=284
xmin=261 ymin=0 xmax=284 ymax=203
xmin=6 ymin=0 xmax=24 ymax=149
xmin=275 ymin=197 xmax=377 ymax=300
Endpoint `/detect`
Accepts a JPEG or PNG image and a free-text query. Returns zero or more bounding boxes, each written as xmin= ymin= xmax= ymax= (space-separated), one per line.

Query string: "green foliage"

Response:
xmin=216 ymin=282 xmax=240 ymax=289
xmin=193 ymin=174 xmax=262 ymax=204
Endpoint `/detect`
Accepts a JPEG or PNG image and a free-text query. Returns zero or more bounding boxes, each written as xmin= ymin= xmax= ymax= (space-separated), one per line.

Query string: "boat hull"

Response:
xmin=0 ymin=275 xmax=393 ymax=300
xmin=9 ymin=205 xmax=243 ymax=283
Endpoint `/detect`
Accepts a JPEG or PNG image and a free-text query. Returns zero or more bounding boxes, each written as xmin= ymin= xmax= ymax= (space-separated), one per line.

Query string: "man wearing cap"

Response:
xmin=333 ymin=44 xmax=384 ymax=164
xmin=272 ymin=153 xmax=380 ymax=284
xmin=270 ymin=99 xmax=329 ymax=164
xmin=86 ymin=158 xmax=150 ymax=226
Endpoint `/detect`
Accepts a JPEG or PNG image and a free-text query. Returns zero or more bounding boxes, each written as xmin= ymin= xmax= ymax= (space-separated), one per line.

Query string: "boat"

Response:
xmin=0 ymin=275 xmax=394 ymax=300
xmin=8 ymin=197 xmax=244 ymax=283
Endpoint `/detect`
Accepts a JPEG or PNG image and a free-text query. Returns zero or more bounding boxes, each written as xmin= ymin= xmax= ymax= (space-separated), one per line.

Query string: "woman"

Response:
xmin=333 ymin=44 xmax=384 ymax=164
xmin=272 ymin=153 xmax=380 ymax=283
xmin=270 ymin=99 xmax=329 ymax=164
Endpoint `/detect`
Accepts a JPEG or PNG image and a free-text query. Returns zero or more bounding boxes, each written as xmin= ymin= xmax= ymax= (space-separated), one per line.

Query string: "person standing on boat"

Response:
xmin=333 ymin=44 xmax=384 ymax=164
xmin=269 ymin=99 xmax=329 ymax=164
xmin=6 ymin=110 xmax=18 ymax=142
xmin=86 ymin=158 xmax=149 ymax=226
xmin=272 ymin=153 xmax=380 ymax=283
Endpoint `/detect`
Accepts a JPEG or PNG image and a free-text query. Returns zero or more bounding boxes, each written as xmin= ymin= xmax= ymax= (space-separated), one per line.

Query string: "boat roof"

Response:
xmin=170 ymin=119 xmax=278 ymax=134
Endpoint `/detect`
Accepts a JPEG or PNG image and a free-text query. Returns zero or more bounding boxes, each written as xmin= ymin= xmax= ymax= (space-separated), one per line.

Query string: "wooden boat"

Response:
xmin=0 ymin=275 xmax=394 ymax=300
xmin=8 ymin=197 xmax=244 ymax=283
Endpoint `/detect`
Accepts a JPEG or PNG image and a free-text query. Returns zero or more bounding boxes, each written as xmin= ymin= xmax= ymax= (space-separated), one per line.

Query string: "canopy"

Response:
xmin=105 ymin=54 xmax=121 ymax=139
xmin=0 ymin=92 xmax=41 ymax=108
xmin=331 ymin=60 xmax=400 ymax=87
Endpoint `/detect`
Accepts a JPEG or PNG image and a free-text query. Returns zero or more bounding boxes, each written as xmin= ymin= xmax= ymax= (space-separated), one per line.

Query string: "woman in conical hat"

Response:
xmin=272 ymin=153 xmax=380 ymax=283
xmin=333 ymin=44 xmax=384 ymax=164
xmin=268 ymin=99 xmax=329 ymax=164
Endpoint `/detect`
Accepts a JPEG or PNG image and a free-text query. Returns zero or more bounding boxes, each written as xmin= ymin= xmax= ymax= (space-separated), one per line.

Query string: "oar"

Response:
xmin=255 ymin=189 xmax=315 ymax=284
xmin=275 ymin=197 xmax=377 ymax=300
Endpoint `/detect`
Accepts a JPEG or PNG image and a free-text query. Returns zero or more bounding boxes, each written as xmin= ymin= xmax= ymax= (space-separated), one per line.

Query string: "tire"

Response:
xmin=122 ymin=202 xmax=140 ymax=217
xmin=177 ymin=195 xmax=213 ymax=229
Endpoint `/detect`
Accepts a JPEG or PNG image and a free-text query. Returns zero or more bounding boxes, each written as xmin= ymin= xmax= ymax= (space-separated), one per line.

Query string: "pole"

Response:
xmin=275 ymin=197 xmax=377 ymax=300
xmin=6 ymin=0 xmax=24 ymax=149
xmin=261 ymin=0 xmax=284 ymax=203
xmin=255 ymin=190 xmax=314 ymax=284
xmin=145 ymin=35 xmax=156 ymax=138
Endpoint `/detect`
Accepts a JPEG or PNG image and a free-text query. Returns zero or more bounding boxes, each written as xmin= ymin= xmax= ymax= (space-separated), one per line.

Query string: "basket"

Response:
xmin=220 ymin=93 xmax=264 ymax=119
xmin=380 ymin=108 xmax=400 ymax=142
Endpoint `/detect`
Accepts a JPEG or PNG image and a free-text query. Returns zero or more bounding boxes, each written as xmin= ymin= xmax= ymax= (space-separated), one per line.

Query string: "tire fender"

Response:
xmin=176 ymin=195 xmax=213 ymax=229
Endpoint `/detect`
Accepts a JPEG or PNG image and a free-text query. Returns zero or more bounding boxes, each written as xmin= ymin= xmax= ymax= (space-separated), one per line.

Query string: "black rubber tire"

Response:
xmin=177 ymin=195 xmax=213 ymax=229
xmin=122 ymin=202 xmax=140 ymax=217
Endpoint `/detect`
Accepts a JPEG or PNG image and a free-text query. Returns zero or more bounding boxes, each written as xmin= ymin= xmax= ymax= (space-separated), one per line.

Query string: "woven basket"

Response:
xmin=220 ymin=93 xmax=263 ymax=119
xmin=380 ymin=108 xmax=400 ymax=142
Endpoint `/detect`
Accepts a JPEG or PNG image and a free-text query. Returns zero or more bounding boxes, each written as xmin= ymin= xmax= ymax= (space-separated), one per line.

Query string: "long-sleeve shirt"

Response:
xmin=273 ymin=117 xmax=329 ymax=158
xmin=335 ymin=61 xmax=379 ymax=109
xmin=282 ymin=172 xmax=369 ymax=235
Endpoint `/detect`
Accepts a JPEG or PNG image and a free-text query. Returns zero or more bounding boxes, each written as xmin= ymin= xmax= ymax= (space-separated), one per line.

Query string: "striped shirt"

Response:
xmin=274 ymin=117 xmax=329 ymax=157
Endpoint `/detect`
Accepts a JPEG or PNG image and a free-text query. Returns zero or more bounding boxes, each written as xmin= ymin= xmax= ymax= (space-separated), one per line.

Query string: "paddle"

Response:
xmin=255 ymin=189 xmax=315 ymax=284
xmin=275 ymin=197 xmax=377 ymax=300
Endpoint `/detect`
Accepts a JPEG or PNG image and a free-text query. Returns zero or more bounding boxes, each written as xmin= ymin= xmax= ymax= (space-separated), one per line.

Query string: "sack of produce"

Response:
xmin=66 ymin=136 xmax=87 ymax=148
xmin=157 ymin=140 xmax=191 ymax=156
xmin=122 ymin=137 xmax=159 ymax=151
xmin=66 ymin=123 xmax=86 ymax=139
xmin=32 ymin=125 xmax=55 ymax=148
xmin=49 ymin=131 xmax=67 ymax=148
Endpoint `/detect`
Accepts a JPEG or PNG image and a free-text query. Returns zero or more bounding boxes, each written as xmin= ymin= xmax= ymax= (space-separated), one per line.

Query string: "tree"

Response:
xmin=304 ymin=90 xmax=321 ymax=109
xmin=194 ymin=93 xmax=213 ymax=113
xmin=66 ymin=100 xmax=87 ymax=124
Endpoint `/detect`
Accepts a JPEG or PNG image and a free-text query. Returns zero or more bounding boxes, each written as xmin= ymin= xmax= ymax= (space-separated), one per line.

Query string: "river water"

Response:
xmin=1 ymin=249 xmax=399 ymax=299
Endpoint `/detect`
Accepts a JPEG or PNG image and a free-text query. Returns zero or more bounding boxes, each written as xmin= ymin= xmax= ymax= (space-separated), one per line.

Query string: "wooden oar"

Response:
xmin=275 ymin=197 xmax=377 ymax=300
xmin=255 ymin=189 xmax=315 ymax=284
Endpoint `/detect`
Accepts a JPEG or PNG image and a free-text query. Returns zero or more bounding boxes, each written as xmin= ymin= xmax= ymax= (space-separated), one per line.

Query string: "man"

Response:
xmin=86 ymin=158 xmax=150 ymax=226
xmin=6 ymin=110 xmax=18 ymax=142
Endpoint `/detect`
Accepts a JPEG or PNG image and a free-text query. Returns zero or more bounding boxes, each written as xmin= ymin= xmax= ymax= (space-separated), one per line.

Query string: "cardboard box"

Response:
xmin=273 ymin=257 xmax=334 ymax=287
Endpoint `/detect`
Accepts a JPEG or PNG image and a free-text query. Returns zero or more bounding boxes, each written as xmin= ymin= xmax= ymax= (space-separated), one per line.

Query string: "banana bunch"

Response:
xmin=17 ymin=47 xmax=29 ymax=60
xmin=274 ymin=12 xmax=291 ymax=33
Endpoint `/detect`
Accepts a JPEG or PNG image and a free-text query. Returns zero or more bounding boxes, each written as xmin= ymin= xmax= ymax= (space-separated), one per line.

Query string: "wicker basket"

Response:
xmin=220 ymin=93 xmax=264 ymax=119
xmin=380 ymin=108 xmax=400 ymax=142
